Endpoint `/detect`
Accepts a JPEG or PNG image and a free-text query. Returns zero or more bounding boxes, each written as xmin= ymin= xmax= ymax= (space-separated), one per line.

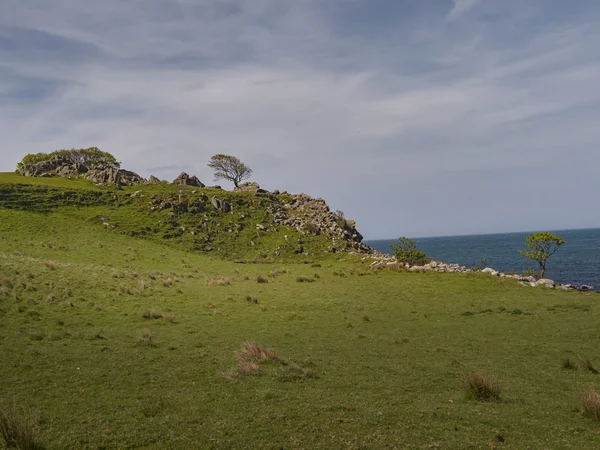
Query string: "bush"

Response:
xmin=390 ymin=237 xmax=428 ymax=265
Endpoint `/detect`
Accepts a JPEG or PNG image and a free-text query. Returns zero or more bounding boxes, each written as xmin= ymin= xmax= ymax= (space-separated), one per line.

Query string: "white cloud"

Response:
xmin=448 ymin=0 xmax=481 ymax=20
xmin=1 ymin=0 xmax=599 ymax=237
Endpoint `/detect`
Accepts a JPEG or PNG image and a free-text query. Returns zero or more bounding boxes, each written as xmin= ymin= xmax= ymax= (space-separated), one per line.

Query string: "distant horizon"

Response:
xmin=365 ymin=226 xmax=600 ymax=242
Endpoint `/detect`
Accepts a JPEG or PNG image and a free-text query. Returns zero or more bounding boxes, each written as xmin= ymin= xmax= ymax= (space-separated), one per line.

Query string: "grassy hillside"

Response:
xmin=0 ymin=173 xmax=357 ymax=261
xmin=1 ymin=175 xmax=600 ymax=449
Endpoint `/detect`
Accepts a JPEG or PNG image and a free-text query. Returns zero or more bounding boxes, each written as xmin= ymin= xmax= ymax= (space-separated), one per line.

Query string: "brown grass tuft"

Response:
xmin=580 ymin=390 xmax=600 ymax=420
xmin=562 ymin=356 xmax=577 ymax=370
xmin=142 ymin=309 xmax=163 ymax=320
xmin=0 ymin=407 xmax=42 ymax=450
xmin=245 ymin=295 xmax=258 ymax=304
xmin=138 ymin=329 xmax=156 ymax=347
xmin=162 ymin=277 xmax=173 ymax=287
xmin=296 ymin=276 xmax=316 ymax=283
xmin=464 ymin=371 xmax=501 ymax=401
xmin=236 ymin=341 xmax=279 ymax=365
xmin=43 ymin=261 xmax=56 ymax=271
xmin=256 ymin=275 xmax=269 ymax=284
xmin=580 ymin=359 xmax=599 ymax=374
xmin=206 ymin=277 xmax=231 ymax=286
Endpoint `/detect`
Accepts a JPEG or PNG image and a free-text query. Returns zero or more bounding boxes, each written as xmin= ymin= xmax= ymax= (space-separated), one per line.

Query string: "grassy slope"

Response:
xmin=1 ymin=175 xmax=600 ymax=449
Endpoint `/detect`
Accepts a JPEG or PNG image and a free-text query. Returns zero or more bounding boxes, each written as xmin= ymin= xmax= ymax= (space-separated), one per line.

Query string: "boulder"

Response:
xmin=234 ymin=182 xmax=266 ymax=193
xmin=148 ymin=175 xmax=162 ymax=184
xmin=211 ymin=196 xmax=231 ymax=213
xmin=482 ymin=268 xmax=498 ymax=276
xmin=172 ymin=172 xmax=205 ymax=187
xmin=535 ymin=278 xmax=555 ymax=288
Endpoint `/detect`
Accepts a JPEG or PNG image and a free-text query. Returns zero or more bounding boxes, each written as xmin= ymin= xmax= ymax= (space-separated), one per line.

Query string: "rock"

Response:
xmin=559 ymin=284 xmax=573 ymax=291
xmin=535 ymin=278 xmax=555 ymax=288
xmin=256 ymin=224 xmax=266 ymax=230
xmin=148 ymin=175 xmax=161 ymax=184
xmin=579 ymin=285 xmax=593 ymax=292
xmin=172 ymin=172 xmax=205 ymax=187
xmin=234 ymin=182 xmax=266 ymax=193
xmin=210 ymin=196 xmax=231 ymax=213
xmin=481 ymin=268 xmax=499 ymax=276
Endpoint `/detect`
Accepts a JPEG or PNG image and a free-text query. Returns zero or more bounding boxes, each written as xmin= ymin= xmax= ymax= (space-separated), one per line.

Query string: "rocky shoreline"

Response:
xmin=364 ymin=255 xmax=595 ymax=292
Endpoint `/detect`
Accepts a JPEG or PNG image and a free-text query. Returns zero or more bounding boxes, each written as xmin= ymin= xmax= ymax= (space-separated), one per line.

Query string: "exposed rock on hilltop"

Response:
xmin=269 ymin=193 xmax=369 ymax=253
xmin=172 ymin=172 xmax=205 ymax=187
xmin=19 ymin=155 xmax=146 ymax=186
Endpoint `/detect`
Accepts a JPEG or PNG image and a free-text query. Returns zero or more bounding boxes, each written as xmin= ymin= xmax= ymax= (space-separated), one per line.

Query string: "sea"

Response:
xmin=365 ymin=228 xmax=600 ymax=290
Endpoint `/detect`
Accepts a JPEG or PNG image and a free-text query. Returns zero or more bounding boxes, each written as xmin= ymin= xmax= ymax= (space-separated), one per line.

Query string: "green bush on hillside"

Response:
xmin=17 ymin=148 xmax=120 ymax=171
xmin=390 ymin=236 xmax=429 ymax=265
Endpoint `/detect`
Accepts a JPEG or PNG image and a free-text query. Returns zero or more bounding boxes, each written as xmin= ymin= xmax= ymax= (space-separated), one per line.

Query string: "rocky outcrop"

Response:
xmin=19 ymin=156 xmax=145 ymax=186
xmin=234 ymin=182 xmax=266 ymax=193
xmin=172 ymin=172 xmax=205 ymax=188
xmin=148 ymin=175 xmax=162 ymax=185
xmin=269 ymin=193 xmax=370 ymax=253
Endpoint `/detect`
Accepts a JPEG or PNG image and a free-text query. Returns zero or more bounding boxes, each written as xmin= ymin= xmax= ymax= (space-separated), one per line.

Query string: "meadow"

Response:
xmin=1 ymin=174 xmax=600 ymax=449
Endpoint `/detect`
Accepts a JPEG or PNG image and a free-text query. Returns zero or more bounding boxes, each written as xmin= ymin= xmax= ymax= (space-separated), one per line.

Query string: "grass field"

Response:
xmin=1 ymin=174 xmax=600 ymax=449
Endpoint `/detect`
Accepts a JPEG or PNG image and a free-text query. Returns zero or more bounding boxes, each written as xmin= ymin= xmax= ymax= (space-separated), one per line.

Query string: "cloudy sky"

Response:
xmin=1 ymin=0 xmax=599 ymax=238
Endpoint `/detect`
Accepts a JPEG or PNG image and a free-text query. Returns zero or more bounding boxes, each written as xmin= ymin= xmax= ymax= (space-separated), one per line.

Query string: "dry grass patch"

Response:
xmin=206 ymin=277 xmax=231 ymax=286
xmin=0 ymin=407 xmax=42 ymax=450
xmin=562 ymin=356 xmax=577 ymax=370
xmin=142 ymin=309 xmax=174 ymax=322
xmin=296 ymin=276 xmax=316 ymax=283
xmin=580 ymin=359 xmax=599 ymax=374
xmin=43 ymin=261 xmax=57 ymax=271
xmin=138 ymin=329 xmax=156 ymax=347
xmin=464 ymin=371 xmax=501 ymax=401
xmin=580 ymin=390 xmax=600 ymax=421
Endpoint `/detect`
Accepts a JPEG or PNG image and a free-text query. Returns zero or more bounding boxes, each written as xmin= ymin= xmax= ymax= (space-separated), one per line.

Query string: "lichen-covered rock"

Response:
xmin=18 ymin=156 xmax=146 ymax=186
xmin=148 ymin=175 xmax=162 ymax=184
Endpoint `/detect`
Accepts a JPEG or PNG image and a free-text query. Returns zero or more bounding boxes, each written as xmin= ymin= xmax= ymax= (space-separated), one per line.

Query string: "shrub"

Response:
xmin=581 ymin=390 xmax=600 ymax=421
xmin=390 ymin=237 xmax=429 ymax=265
xmin=464 ymin=371 xmax=501 ymax=401
xmin=522 ymin=269 xmax=541 ymax=280
xmin=0 ymin=407 xmax=42 ymax=450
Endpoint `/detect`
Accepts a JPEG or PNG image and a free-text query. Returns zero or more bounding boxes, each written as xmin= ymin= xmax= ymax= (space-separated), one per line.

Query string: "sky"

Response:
xmin=1 ymin=0 xmax=599 ymax=239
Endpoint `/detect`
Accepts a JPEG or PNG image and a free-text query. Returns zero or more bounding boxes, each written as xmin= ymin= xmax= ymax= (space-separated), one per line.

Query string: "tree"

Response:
xmin=207 ymin=154 xmax=252 ymax=188
xmin=518 ymin=232 xmax=564 ymax=278
xmin=390 ymin=236 xmax=428 ymax=265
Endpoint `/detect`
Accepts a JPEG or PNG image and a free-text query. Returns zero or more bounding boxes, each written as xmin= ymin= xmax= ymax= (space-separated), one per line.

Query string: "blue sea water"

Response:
xmin=365 ymin=228 xmax=600 ymax=290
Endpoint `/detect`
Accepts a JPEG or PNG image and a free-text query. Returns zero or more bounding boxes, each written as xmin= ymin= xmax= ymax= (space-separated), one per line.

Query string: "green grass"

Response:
xmin=1 ymin=174 xmax=600 ymax=448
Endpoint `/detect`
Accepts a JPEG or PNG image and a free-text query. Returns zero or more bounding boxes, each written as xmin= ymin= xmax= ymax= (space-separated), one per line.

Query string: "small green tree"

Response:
xmin=390 ymin=236 xmax=428 ymax=265
xmin=518 ymin=232 xmax=564 ymax=278
xmin=207 ymin=154 xmax=252 ymax=188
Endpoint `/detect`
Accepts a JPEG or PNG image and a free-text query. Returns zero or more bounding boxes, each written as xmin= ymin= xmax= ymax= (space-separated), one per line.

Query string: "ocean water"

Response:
xmin=365 ymin=228 xmax=600 ymax=290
